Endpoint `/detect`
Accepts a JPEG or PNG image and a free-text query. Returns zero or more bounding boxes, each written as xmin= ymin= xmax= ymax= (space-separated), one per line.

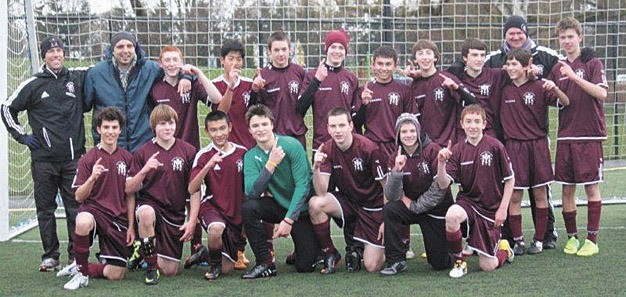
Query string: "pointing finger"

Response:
xmin=397 ymin=146 xmax=402 ymax=157
xmin=447 ymin=140 xmax=452 ymax=150
xmin=95 ymin=157 xmax=102 ymax=166
xmin=320 ymin=58 xmax=326 ymax=66
xmin=151 ymin=151 xmax=160 ymax=159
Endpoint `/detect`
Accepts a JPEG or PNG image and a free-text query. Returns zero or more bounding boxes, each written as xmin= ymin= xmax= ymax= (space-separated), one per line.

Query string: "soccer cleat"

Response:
xmin=320 ymin=250 xmax=342 ymax=275
xmin=56 ymin=260 xmax=78 ymax=277
xmin=127 ymin=240 xmax=144 ymax=270
xmin=184 ymin=244 xmax=208 ymax=269
xmin=241 ymin=263 xmax=277 ymax=279
xmin=379 ymin=260 xmax=408 ymax=276
xmin=285 ymin=251 xmax=296 ymax=265
xmin=420 ymin=252 xmax=427 ymax=259
xmin=576 ymin=239 xmax=599 ymax=257
xmin=39 ymin=258 xmax=61 ymax=272
xmin=498 ymin=239 xmax=514 ymax=263
xmin=563 ymin=237 xmax=580 ymax=255
xmin=543 ymin=239 xmax=557 ymax=250
xmin=204 ymin=265 xmax=222 ymax=281
xmin=448 ymin=260 xmax=468 ymax=278
xmin=63 ymin=272 xmax=89 ymax=290
xmin=513 ymin=241 xmax=525 ymax=256
xmin=527 ymin=240 xmax=543 ymax=255
xmin=345 ymin=250 xmax=362 ymax=272
xmin=144 ymin=268 xmax=160 ymax=285
xmin=406 ymin=248 xmax=416 ymax=260
xmin=235 ymin=251 xmax=250 ymax=270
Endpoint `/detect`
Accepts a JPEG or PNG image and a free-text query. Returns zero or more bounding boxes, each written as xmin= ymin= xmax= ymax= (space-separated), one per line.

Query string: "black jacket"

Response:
xmin=485 ymin=44 xmax=562 ymax=79
xmin=2 ymin=65 xmax=88 ymax=162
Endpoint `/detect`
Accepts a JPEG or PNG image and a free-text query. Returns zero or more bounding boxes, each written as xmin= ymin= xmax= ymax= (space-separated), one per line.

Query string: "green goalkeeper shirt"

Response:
xmin=244 ymin=134 xmax=311 ymax=220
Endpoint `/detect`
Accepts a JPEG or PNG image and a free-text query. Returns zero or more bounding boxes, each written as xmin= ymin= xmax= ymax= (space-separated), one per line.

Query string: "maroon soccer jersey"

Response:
xmin=356 ymin=79 xmax=416 ymax=142
xmin=129 ymin=139 xmax=197 ymax=222
xmin=319 ymin=134 xmax=387 ymax=208
xmin=500 ymin=79 xmax=559 ymax=140
xmin=72 ymin=144 xmax=133 ymax=220
xmin=445 ymin=135 xmax=514 ymax=217
xmin=256 ymin=63 xmax=307 ymax=138
xmin=302 ymin=65 xmax=359 ymax=148
xmin=411 ymin=70 xmax=463 ymax=146
xmin=190 ymin=143 xmax=247 ymax=225
xmin=459 ymin=67 xmax=505 ymax=133
xmin=149 ymin=79 xmax=209 ymax=149
xmin=212 ymin=75 xmax=257 ymax=149
xmin=548 ymin=57 xmax=608 ymax=141
xmin=386 ymin=142 xmax=453 ymax=216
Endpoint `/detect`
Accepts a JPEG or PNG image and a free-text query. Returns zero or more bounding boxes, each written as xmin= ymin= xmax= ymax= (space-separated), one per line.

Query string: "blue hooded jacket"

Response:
xmin=84 ymin=44 xmax=162 ymax=152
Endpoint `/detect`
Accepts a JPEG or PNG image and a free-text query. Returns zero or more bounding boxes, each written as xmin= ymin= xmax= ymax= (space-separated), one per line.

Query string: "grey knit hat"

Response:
xmin=111 ymin=31 xmax=137 ymax=48
xmin=395 ymin=113 xmax=422 ymax=150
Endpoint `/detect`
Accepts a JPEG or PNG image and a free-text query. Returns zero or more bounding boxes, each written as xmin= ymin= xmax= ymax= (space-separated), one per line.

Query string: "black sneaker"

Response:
xmin=527 ymin=241 xmax=544 ymax=255
xmin=345 ymin=250 xmax=362 ymax=272
xmin=513 ymin=241 xmax=525 ymax=256
xmin=379 ymin=260 xmax=408 ymax=276
xmin=204 ymin=265 xmax=222 ymax=281
xmin=184 ymin=245 xmax=209 ymax=269
xmin=543 ymin=239 xmax=557 ymax=249
xmin=285 ymin=251 xmax=296 ymax=265
xmin=144 ymin=268 xmax=160 ymax=285
xmin=241 ymin=263 xmax=277 ymax=279
xmin=320 ymin=250 xmax=341 ymax=275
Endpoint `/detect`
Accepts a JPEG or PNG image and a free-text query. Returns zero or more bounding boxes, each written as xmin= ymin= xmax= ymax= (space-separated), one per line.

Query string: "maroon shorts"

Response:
xmin=79 ymin=204 xmax=130 ymax=267
xmin=505 ymin=138 xmax=554 ymax=189
xmin=136 ymin=202 xmax=184 ymax=262
xmin=555 ymin=141 xmax=604 ymax=185
xmin=456 ymin=199 xmax=500 ymax=258
xmin=330 ymin=192 xmax=384 ymax=248
xmin=199 ymin=203 xmax=242 ymax=263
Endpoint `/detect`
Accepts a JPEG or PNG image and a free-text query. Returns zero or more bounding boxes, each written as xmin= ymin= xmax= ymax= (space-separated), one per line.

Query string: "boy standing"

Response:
xmin=188 ymin=111 xmax=248 ymax=280
xmin=61 ymin=107 xmax=134 ymax=290
xmin=549 ymin=17 xmax=608 ymax=256
xmin=500 ymin=49 xmax=569 ymax=255
xmin=438 ymin=104 xmax=515 ymax=278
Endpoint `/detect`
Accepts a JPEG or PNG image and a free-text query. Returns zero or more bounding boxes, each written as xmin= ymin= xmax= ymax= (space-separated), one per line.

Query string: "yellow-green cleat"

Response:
xmin=576 ymin=239 xmax=599 ymax=257
xmin=563 ymin=237 xmax=580 ymax=255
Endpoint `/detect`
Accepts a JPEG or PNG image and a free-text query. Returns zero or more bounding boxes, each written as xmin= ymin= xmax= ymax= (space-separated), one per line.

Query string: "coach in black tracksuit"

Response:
xmin=484 ymin=16 xmax=562 ymax=249
xmin=1 ymin=37 xmax=88 ymax=270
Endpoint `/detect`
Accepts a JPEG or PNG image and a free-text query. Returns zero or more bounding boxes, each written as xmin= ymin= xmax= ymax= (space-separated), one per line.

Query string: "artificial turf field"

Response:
xmin=1 ymin=204 xmax=625 ymax=296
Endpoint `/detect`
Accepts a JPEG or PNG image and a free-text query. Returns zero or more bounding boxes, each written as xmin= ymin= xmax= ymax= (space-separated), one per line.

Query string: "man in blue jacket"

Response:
xmin=84 ymin=32 xmax=190 ymax=153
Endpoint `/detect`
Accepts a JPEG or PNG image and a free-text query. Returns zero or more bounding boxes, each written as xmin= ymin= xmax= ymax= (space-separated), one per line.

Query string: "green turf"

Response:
xmin=1 ymin=205 xmax=625 ymax=296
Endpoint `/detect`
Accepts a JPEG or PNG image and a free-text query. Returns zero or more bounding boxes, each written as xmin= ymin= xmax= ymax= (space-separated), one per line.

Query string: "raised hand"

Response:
xmin=315 ymin=58 xmax=328 ymax=81
xmin=268 ymin=138 xmax=286 ymax=167
xmin=541 ymin=78 xmax=557 ymax=92
xmin=251 ymin=68 xmax=266 ymax=92
xmin=439 ymin=72 xmax=458 ymax=91
xmin=394 ymin=146 xmax=407 ymax=171
xmin=313 ymin=143 xmax=327 ymax=169
xmin=403 ymin=60 xmax=422 ymax=79
xmin=227 ymin=67 xmax=241 ymax=87
xmin=205 ymin=152 xmax=223 ymax=170
xmin=91 ymin=157 xmax=108 ymax=181
xmin=361 ymin=81 xmax=374 ymax=106
xmin=558 ymin=60 xmax=576 ymax=80
xmin=141 ymin=151 xmax=163 ymax=174
xmin=438 ymin=140 xmax=453 ymax=163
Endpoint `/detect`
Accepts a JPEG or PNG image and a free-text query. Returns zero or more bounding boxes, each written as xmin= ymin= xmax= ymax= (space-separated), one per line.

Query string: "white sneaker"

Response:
xmin=405 ymin=248 xmax=416 ymax=260
xmin=449 ymin=260 xmax=467 ymax=278
xmin=57 ymin=260 xmax=78 ymax=277
xmin=64 ymin=272 xmax=89 ymax=290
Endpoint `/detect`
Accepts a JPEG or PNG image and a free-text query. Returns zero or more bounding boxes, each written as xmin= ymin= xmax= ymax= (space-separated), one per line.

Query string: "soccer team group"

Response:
xmin=1 ymin=15 xmax=608 ymax=290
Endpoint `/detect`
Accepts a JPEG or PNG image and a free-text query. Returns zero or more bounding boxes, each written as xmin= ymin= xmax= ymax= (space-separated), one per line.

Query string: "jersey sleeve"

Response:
xmin=370 ymin=147 xmax=387 ymax=181
xmin=496 ymin=144 xmax=514 ymax=182
xmin=72 ymin=154 xmax=93 ymax=188
xmin=589 ymin=58 xmax=609 ymax=88
xmin=445 ymin=145 xmax=461 ymax=184
xmin=128 ymin=149 xmax=146 ymax=178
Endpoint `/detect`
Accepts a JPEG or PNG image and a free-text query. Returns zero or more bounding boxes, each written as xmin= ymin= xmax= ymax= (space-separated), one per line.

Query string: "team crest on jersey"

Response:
xmin=575 ymin=68 xmax=585 ymax=79
xmin=434 ymin=87 xmax=445 ymax=101
xmin=523 ymin=92 xmax=535 ymax=105
xmin=289 ymin=80 xmax=300 ymax=94
xmin=236 ymin=159 xmax=244 ymax=173
xmin=352 ymin=157 xmax=364 ymax=171
xmin=65 ymin=82 xmax=76 ymax=97
xmin=171 ymin=157 xmax=185 ymax=171
xmin=116 ymin=161 xmax=127 ymax=176
xmin=419 ymin=161 xmax=430 ymax=175
xmin=479 ymin=84 xmax=491 ymax=96
xmin=340 ymin=81 xmax=350 ymax=95
xmin=243 ymin=91 xmax=251 ymax=106
xmin=479 ymin=151 xmax=493 ymax=167
xmin=181 ymin=92 xmax=191 ymax=104
xmin=388 ymin=92 xmax=400 ymax=105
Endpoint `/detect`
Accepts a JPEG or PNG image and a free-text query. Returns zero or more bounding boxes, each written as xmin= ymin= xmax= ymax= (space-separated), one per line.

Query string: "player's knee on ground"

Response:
xmin=207 ymin=224 xmax=225 ymax=240
xmin=74 ymin=212 xmax=95 ymax=235
xmin=478 ymin=255 xmax=498 ymax=272
xmin=428 ymin=253 xmax=454 ymax=271
xmin=222 ymin=259 xmax=235 ymax=274
xmin=158 ymin=259 xmax=179 ymax=276
xmin=241 ymin=199 xmax=262 ymax=221
xmin=136 ymin=206 xmax=156 ymax=230
xmin=445 ymin=205 xmax=466 ymax=230
xmin=382 ymin=200 xmax=403 ymax=220
xmin=104 ymin=265 xmax=126 ymax=280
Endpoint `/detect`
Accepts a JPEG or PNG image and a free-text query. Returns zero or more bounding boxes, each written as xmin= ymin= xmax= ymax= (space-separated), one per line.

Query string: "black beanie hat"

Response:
xmin=503 ymin=15 xmax=528 ymax=37
xmin=111 ymin=31 xmax=137 ymax=48
xmin=40 ymin=36 xmax=65 ymax=59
